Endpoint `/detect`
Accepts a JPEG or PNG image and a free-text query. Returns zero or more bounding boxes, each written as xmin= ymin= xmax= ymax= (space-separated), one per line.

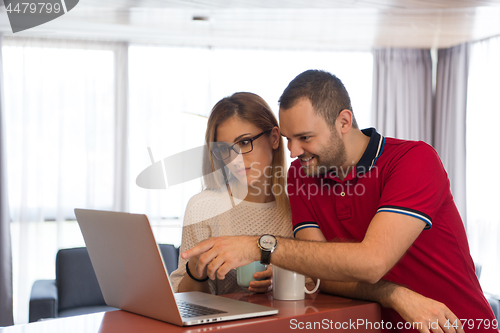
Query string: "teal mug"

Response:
xmin=236 ymin=261 xmax=267 ymax=287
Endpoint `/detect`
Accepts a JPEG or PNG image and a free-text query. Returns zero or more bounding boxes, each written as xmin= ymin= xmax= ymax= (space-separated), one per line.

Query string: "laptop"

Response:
xmin=74 ymin=208 xmax=278 ymax=326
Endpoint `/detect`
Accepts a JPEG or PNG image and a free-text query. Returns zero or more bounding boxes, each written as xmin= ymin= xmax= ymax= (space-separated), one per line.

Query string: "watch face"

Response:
xmin=259 ymin=235 xmax=276 ymax=250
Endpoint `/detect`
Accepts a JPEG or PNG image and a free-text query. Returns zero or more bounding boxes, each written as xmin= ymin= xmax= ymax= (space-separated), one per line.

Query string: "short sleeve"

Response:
xmin=287 ymin=161 xmax=320 ymax=237
xmin=377 ymin=142 xmax=449 ymax=229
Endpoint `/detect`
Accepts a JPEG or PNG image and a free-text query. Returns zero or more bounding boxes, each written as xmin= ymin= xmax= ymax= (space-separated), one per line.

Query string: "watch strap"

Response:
xmin=260 ymin=250 xmax=272 ymax=265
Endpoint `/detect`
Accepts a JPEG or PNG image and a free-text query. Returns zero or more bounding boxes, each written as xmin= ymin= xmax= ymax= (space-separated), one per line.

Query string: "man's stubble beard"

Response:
xmin=302 ymin=130 xmax=347 ymax=177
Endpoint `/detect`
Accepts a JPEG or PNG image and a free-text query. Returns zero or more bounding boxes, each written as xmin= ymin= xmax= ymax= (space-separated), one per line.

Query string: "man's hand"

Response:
xmin=386 ymin=287 xmax=464 ymax=333
xmin=295 ymin=228 xmax=463 ymax=333
xmin=248 ymin=265 xmax=272 ymax=293
xmin=188 ymin=254 xmax=208 ymax=279
xmin=182 ymin=236 xmax=260 ymax=280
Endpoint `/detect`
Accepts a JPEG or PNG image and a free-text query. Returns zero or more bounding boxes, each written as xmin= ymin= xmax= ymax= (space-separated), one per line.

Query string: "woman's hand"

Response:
xmin=248 ymin=265 xmax=272 ymax=293
xmin=177 ymin=254 xmax=210 ymax=293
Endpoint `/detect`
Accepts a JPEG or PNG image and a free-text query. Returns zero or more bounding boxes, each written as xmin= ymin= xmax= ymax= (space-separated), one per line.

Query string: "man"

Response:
xmin=183 ymin=70 xmax=496 ymax=332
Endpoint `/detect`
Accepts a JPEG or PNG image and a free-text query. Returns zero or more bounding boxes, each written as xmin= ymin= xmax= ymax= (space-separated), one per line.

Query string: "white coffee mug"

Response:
xmin=272 ymin=266 xmax=320 ymax=301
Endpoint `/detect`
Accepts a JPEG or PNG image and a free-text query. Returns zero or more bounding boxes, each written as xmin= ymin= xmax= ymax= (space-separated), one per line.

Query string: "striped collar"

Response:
xmin=356 ymin=128 xmax=385 ymax=176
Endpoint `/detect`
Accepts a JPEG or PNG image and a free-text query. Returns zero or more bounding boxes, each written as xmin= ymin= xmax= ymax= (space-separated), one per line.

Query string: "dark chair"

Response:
xmin=29 ymin=244 xmax=179 ymax=322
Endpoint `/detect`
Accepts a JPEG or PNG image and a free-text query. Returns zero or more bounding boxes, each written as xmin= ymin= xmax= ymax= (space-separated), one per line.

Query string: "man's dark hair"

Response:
xmin=278 ymin=69 xmax=358 ymax=129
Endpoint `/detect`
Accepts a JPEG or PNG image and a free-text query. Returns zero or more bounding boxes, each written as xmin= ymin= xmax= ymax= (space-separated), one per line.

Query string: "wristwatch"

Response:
xmin=258 ymin=234 xmax=277 ymax=265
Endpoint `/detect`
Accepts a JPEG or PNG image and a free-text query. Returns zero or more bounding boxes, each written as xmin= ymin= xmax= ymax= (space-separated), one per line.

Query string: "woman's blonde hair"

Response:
xmin=202 ymin=92 xmax=290 ymax=214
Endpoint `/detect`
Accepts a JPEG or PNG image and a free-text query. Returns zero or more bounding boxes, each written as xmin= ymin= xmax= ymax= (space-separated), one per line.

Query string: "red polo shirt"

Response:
xmin=288 ymin=128 xmax=497 ymax=332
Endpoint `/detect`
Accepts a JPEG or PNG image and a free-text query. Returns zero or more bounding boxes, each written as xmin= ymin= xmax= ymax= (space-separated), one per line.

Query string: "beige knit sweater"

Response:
xmin=169 ymin=188 xmax=293 ymax=295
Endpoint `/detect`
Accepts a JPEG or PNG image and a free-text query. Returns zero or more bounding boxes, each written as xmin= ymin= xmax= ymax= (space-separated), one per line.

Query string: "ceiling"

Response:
xmin=1 ymin=0 xmax=500 ymax=51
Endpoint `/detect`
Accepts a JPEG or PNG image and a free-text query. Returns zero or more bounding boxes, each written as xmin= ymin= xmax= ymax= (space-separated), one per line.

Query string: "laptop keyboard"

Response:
xmin=176 ymin=300 xmax=228 ymax=318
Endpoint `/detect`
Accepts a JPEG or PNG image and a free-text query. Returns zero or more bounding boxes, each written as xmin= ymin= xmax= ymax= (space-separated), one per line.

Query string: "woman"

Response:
xmin=170 ymin=92 xmax=293 ymax=295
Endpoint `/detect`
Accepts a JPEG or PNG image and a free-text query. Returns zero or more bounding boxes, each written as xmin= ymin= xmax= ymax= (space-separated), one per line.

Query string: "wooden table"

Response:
xmin=2 ymin=292 xmax=381 ymax=332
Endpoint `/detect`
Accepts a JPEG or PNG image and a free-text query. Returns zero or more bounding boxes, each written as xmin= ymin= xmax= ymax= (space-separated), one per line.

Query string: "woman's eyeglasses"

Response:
xmin=211 ymin=129 xmax=272 ymax=161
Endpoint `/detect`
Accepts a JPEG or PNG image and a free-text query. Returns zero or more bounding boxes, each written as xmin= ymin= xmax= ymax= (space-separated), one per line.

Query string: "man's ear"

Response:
xmin=270 ymin=126 xmax=280 ymax=149
xmin=336 ymin=110 xmax=353 ymax=135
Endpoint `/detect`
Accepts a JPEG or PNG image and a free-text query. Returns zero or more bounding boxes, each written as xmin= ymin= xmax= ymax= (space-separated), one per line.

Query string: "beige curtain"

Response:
xmin=372 ymin=48 xmax=433 ymax=144
xmin=434 ymin=43 xmax=470 ymax=225
xmin=372 ymin=46 xmax=468 ymax=226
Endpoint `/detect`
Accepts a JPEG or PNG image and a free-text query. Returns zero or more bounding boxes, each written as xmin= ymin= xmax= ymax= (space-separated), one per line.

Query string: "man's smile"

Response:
xmin=299 ymin=155 xmax=316 ymax=166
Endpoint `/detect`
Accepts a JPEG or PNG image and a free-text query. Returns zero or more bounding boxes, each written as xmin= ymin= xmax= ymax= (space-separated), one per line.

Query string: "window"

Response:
xmin=3 ymin=40 xmax=116 ymax=323
xmin=4 ymin=44 xmax=115 ymax=220
xmin=3 ymin=41 xmax=373 ymax=323
xmin=466 ymin=35 xmax=500 ymax=295
xmin=127 ymin=46 xmax=374 ymax=234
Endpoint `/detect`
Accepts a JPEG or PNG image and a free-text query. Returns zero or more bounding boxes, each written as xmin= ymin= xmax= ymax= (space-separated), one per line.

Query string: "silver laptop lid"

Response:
xmin=74 ymin=208 xmax=184 ymax=325
xmin=75 ymin=208 xmax=278 ymax=326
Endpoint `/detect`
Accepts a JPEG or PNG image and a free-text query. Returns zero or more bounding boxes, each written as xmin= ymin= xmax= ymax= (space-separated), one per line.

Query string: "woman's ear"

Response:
xmin=270 ymin=126 xmax=280 ymax=149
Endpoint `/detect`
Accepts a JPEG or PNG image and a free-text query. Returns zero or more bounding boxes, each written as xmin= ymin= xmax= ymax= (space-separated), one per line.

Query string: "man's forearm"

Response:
xmin=270 ymin=237 xmax=382 ymax=283
xmin=318 ymin=278 xmax=464 ymax=333
xmin=270 ymin=213 xmax=424 ymax=283
xmin=318 ymin=279 xmax=398 ymax=308
xmin=184 ymin=213 xmax=423 ymax=283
